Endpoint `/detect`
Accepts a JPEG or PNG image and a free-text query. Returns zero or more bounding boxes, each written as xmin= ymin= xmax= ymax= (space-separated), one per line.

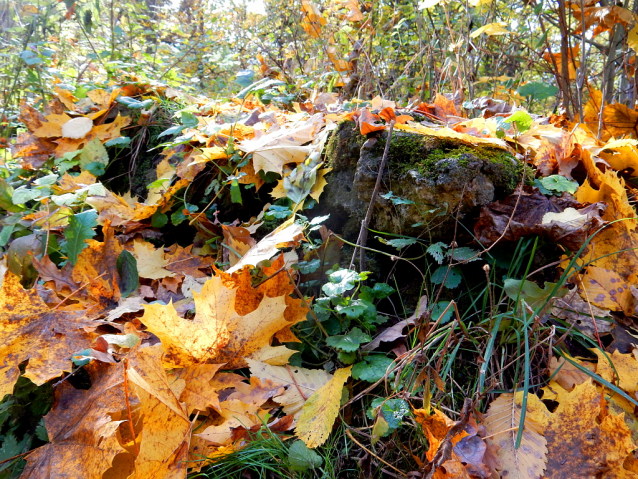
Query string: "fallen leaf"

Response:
xmin=592 ymin=349 xmax=638 ymax=395
xmin=551 ymin=289 xmax=612 ymax=339
xmin=0 ymin=272 xmax=100 ymax=398
xmin=483 ymin=391 xmax=549 ymax=479
xmin=131 ymin=239 xmax=175 ymax=280
xmin=227 ymin=218 xmax=303 ymax=273
xmin=548 ymin=355 xmax=596 ymax=390
xmin=246 ymin=359 xmax=333 ymax=417
xmin=142 ymin=271 xmax=302 ymax=368
xmin=296 ymin=365 xmax=352 ymax=448
xmin=474 ymin=185 xmax=606 ymax=250
xmin=21 ymin=361 xmax=127 ymax=478
xmin=127 ymin=344 xmax=191 ymax=478
xmin=578 ymin=266 xmax=635 ymax=315
xmin=543 ymin=380 xmax=637 ymax=478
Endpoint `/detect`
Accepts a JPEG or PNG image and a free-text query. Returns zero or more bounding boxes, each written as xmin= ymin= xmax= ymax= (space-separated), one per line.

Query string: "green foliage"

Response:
xmin=431 ymin=265 xmax=462 ymax=289
xmin=116 ymin=250 xmax=139 ymax=297
xmin=517 ymin=82 xmax=559 ymax=101
xmin=288 ymin=441 xmax=323 ymax=471
xmin=62 ymin=210 xmax=98 ymax=265
xmin=367 ymin=398 xmax=410 ymax=434
xmin=536 ymin=175 xmax=579 ymax=196
xmin=326 ymin=327 xmax=371 ymax=352
xmin=352 ymin=355 xmax=394 ymax=382
xmin=0 ymin=377 xmax=54 ymax=478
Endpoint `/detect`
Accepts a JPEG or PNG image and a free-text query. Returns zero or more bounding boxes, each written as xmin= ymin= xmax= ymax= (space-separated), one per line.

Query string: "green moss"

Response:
xmin=325 ymin=121 xmax=534 ymax=196
xmin=382 ymin=137 xmax=531 ymax=194
xmin=324 ymin=120 xmax=366 ymax=170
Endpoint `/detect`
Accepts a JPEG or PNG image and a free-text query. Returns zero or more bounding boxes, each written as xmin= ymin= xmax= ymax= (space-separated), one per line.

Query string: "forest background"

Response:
xmin=4 ymin=0 xmax=638 ymax=478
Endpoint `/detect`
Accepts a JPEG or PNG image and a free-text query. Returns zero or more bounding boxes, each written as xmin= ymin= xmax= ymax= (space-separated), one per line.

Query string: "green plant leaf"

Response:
xmin=517 ymin=82 xmax=559 ymax=101
xmin=104 ymin=136 xmax=131 ymax=148
xmin=326 ymin=327 xmax=371 ymax=352
xmin=383 ymin=237 xmax=417 ymax=249
xmin=504 ymin=279 xmax=568 ymax=310
xmin=427 ymin=242 xmax=447 ymax=264
xmin=431 ymin=266 xmax=462 ymax=289
xmin=230 ymin=179 xmax=242 ymax=204
xmin=116 ymin=250 xmax=139 ymax=298
xmin=79 ymin=137 xmax=109 ymax=170
xmin=35 ymin=418 xmax=48 ymax=442
xmin=360 ymin=282 xmax=395 ymax=301
xmin=504 ymin=111 xmax=533 ymax=133
xmin=432 ymin=301 xmax=454 ymax=324
xmin=84 ymin=161 xmax=106 ymax=176
xmin=367 ymin=398 xmax=410 ymax=431
xmin=12 ymin=187 xmax=41 ymax=205
xmin=63 ymin=210 xmax=98 ymax=265
xmin=539 ymin=175 xmax=578 ymax=195
xmin=151 ymin=211 xmax=168 ymax=228
xmin=322 ymin=269 xmax=360 ymax=296
xmin=448 ymin=246 xmax=480 ymax=262
xmin=352 ymin=355 xmax=394 ymax=382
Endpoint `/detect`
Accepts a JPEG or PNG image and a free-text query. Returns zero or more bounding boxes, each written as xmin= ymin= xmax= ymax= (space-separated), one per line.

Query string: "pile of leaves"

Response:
xmin=2 ymin=79 xmax=638 ymax=479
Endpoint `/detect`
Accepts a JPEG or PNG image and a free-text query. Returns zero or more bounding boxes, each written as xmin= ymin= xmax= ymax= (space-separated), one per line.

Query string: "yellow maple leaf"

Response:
xmin=0 ymin=272 xmax=98 ymax=398
xmin=296 ymin=365 xmax=352 ymax=448
xmin=578 ymin=266 xmax=635 ymax=315
xmin=131 ymin=239 xmax=175 ymax=280
xmin=127 ymin=344 xmax=191 ymax=478
xmin=469 ymin=22 xmax=512 ymax=38
xmin=227 ymin=218 xmax=304 ymax=274
xmin=592 ymin=349 xmax=638 ymax=395
xmin=141 ymin=271 xmax=302 ymax=368
xmin=543 ymin=380 xmax=637 ymax=478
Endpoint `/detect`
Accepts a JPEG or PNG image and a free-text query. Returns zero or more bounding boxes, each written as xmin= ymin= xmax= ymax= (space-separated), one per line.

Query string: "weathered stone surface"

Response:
xmin=316 ymin=121 xmax=526 ymax=242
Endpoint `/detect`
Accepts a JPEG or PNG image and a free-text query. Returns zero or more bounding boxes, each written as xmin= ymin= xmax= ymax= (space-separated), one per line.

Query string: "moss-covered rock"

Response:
xmin=317 ymin=120 xmax=532 ymax=242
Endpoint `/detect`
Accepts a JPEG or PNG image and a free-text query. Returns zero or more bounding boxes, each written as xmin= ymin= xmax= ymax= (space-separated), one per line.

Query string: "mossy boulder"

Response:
xmin=317 ymin=120 xmax=529 ymax=242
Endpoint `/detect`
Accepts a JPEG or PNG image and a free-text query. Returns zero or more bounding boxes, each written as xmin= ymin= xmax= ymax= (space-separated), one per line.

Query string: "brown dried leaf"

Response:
xmin=0 ymin=272 xmax=100 ymax=398
xmin=21 ymin=361 xmax=127 ymax=479
xmin=474 ymin=185 xmax=606 ymax=250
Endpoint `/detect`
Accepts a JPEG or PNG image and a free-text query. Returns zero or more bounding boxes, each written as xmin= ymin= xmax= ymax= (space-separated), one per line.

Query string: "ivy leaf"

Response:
xmin=431 ymin=266 xmax=462 ymax=289
xmin=63 ymin=210 xmax=98 ymax=265
xmin=539 ymin=175 xmax=578 ymax=195
xmin=322 ymin=269 xmax=360 ymax=296
xmin=352 ymin=355 xmax=394 ymax=382
xmin=288 ymin=440 xmax=323 ymax=471
xmin=326 ymin=327 xmax=371 ymax=352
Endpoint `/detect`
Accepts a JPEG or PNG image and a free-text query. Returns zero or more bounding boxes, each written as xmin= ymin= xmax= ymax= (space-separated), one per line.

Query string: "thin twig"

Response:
xmin=345 ymin=429 xmax=407 ymax=477
xmin=350 ymin=120 xmax=396 ymax=271
xmin=285 ymin=364 xmax=307 ymax=400
xmin=52 ymin=272 xmax=107 ymax=310
xmin=423 ymin=398 xmax=473 ymax=479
